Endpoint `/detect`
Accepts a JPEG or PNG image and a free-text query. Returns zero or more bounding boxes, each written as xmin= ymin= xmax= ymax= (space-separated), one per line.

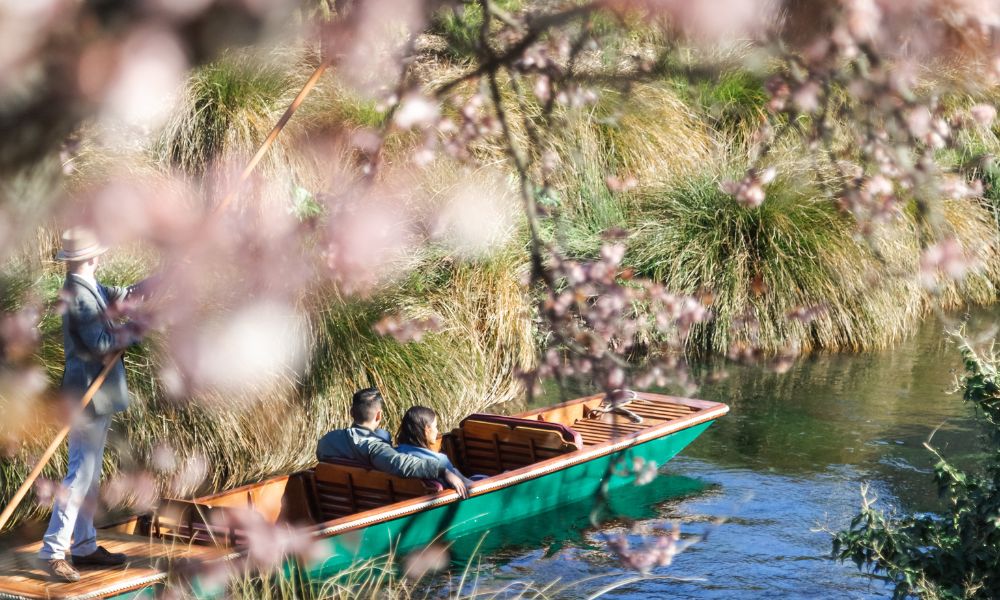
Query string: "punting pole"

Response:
xmin=0 ymin=59 xmax=331 ymax=532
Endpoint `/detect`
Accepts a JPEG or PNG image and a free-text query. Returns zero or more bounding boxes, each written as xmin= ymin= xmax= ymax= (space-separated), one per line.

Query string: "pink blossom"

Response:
xmin=939 ymin=176 xmax=983 ymax=199
xmin=0 ymin=307 xmax=41 ymax=362
xmin=606 ymin=174 xmax=639 ymax=193
xmin=920 ymin=237 xmax=971 ymax=288
xmin=970 ymin=104 xmax=997 ymax=126
xmin=150 ymin=443 xmax=176 ymax=473
xmin=906 ymin=106 xmax=932 ymax=138
xmin=533 ymin=75 xmax=552 ymax=103
xmin=170 ymin=454 xmax=209 ymax=496
xmin=722 ymin=167 xmax=776 ymax=209
xmin=394 ymin=94 xmax=440 ymax=130
xmin=844 ymin=0 xmax=881 ymax=41
xmin=792 ymin=81 xmax=822 ymax=114
xmin=98 ymin=27 xmax=187 ymax=130
xmin=403 ymin=543 xmax=450 ymax=580
xmin=765 ymin=76 xmax=790 ymax=112
xmin=373 ymin=313 xmax=443 ymax=343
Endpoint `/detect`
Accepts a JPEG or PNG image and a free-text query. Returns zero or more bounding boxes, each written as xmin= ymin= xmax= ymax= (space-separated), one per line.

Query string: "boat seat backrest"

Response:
xmin=310 ymin=461 xmax=439 ymax=522
xmin=152 ymin=499 xmax=251 ymax=547
xmin=454 ymin=414 xmax=583 ymax=476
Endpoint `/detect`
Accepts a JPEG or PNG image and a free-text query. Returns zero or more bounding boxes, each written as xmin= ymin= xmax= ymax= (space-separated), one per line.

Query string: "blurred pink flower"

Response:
xmin=170 ymin=301 xmax=308 ymax=395
xmin=0 ymin=306 xmax=41 ymax=362
xmin=325 ymin=198 xmax=417 ymax=294
xmin=98 ymin=27 xmax=187 ymax=130
xmin=394 ymin=93 xmax=440 ymax=130
xmin=792 ymin=81 xmax=822 ymax=114
xmin=331 ymin=0 xmax=428 ymax=98
xmin=606 ymin=175 xmax=639 ymax=193
xmin=374 ymin=313 xmax=443 ymax=343
xmin=845 ymin=0 xmax=882 ymax=41
xmin=970 ymin=103 xmax=997 ymax=126
xmin=102 ymin=471 xmax=158 ymax=512
xmin=432 ymin=173 xmax=517 ymax=258
xmin=150 ymin=443 xmax=176 ymax=474
xmin=170 ymin=454 xmax=209 ymax=497
xmin=920 ymin=237 xmax=971 ymax=288
xmin=403 ymin=543 xmax=450 ymax=580
xmin=721 ymin=167 xmax=776 ymax=209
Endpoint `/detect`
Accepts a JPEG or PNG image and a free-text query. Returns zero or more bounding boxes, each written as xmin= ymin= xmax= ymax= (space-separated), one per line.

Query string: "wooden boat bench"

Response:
xmin=150 ymin=473 xmax=315 ymax=546
xmin=447 ymin=414 xmax=583 ymax=476
xmin=309 ymin=461 xmax=442 ymax=522
xmin=152 ymin=499 xmax=253 ymax=546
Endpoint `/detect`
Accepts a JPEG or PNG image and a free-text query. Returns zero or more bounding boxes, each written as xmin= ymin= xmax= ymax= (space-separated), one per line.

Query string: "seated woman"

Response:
xmin=396 ymin=406 xmax=477 ymax=488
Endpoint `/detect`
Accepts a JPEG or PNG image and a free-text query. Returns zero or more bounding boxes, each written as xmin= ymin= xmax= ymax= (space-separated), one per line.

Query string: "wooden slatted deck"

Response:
xmin=0 ymin=531 xmax=230 ymax=600
xmin=570 ymin=397 xmax=699 ymax=446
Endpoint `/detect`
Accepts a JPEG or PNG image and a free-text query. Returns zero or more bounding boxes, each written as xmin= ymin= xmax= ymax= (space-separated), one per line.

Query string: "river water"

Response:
xmin=439 ymin=311 xmax=993 ymax=599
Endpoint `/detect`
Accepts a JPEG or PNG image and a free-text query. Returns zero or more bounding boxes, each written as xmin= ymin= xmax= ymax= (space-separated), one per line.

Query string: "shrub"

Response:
xmin=834 ymin=334 xmax=1000 ymax=599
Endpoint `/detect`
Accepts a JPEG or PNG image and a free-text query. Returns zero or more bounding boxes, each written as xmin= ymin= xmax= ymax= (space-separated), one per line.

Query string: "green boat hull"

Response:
xmin=307 ymin=419 xmax=714 ymax=578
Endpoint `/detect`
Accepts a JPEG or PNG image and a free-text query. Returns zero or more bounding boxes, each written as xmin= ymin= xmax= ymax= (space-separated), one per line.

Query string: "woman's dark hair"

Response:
xmin=396 ymin=406 xmax=438 ymax=448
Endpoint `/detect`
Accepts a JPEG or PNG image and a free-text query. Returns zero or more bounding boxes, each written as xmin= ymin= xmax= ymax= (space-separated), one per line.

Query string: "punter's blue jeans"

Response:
xmin=38 ymin=413 xmax=111 ymax=560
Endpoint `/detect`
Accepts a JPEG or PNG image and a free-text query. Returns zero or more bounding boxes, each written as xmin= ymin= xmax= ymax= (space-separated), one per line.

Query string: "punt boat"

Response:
xmin=0 ymin=391 xmax=728 ymax=599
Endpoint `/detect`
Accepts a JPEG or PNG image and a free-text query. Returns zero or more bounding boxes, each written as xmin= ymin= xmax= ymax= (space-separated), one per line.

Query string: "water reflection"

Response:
xmin=448 ymin=472 xmax=711 ymax=568
xmin=690 ymin=313 xmax=984 ymax=513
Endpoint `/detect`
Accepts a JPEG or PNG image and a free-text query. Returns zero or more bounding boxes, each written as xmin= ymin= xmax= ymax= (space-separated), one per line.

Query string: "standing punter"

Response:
xmin=39 ymin=227 xmax=148 ymax=582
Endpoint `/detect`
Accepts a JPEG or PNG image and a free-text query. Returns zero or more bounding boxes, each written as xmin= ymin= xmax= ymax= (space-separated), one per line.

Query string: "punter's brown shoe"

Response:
xmin=72 ymin=546 xmax=128 ymax=568
xmin=45 ymin=559 xmax=81 ymax=582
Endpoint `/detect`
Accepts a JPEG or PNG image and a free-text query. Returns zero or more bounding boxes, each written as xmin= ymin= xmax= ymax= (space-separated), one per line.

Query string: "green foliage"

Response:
xmin=833 ymin=335 xmax=1000 ymax=599
xmin=670 ymin=70 xmax=768 ymax=143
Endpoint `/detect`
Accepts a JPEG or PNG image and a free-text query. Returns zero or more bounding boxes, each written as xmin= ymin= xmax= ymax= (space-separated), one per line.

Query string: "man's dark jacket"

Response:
xmin=61 ymin=274 xmax=134 ymax=416
xmin=316 ymin=425 xmax=444 ymax=479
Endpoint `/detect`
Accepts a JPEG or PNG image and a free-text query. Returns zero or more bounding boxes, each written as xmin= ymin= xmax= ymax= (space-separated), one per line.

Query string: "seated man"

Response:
xmin=317 ymin=388 xmax=468 ymax=498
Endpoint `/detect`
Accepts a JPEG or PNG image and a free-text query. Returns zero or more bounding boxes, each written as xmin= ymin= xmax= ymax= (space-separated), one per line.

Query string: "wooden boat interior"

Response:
xmin=0 ymin=392 xmax=718 ymax=599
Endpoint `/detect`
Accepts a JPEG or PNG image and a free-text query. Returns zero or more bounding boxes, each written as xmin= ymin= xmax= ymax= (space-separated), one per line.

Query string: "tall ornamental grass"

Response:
xmin=627 ymin=159 xmax=1000 ymax=355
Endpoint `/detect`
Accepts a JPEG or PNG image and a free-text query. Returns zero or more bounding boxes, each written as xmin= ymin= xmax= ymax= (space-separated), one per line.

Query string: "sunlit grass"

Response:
xmin=627 ymin=157 xmax=1000 ymax=355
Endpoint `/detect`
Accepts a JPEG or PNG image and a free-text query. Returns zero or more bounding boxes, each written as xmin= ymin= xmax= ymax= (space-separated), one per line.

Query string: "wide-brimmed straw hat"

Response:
xmin=55 ymin=227 xmax=108 ymax=262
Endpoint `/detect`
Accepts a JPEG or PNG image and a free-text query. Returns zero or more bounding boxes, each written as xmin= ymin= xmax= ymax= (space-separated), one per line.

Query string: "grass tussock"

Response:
xmin=626 ymin=157 xmax=1000 ymax=355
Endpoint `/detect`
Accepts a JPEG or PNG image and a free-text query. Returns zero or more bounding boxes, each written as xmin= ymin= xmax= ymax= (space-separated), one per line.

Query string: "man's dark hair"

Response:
xmin=351 ymin=387 xmax=383 ymax=424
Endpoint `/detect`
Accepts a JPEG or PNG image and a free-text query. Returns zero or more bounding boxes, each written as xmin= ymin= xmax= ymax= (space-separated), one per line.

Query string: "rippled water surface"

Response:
xmin=439 ymin=313 xmax=993 ymax=598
